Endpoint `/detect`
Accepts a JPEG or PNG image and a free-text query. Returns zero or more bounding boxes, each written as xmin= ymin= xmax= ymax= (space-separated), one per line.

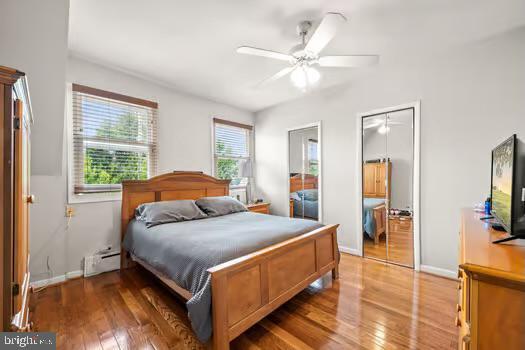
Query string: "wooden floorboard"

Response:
xmin=30 ymin=254 xmax=458 ymax=349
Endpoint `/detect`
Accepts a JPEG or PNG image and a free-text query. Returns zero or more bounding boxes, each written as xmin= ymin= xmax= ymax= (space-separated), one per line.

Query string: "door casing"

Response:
xmin=356 ymin=102 xmax=421 ymax=270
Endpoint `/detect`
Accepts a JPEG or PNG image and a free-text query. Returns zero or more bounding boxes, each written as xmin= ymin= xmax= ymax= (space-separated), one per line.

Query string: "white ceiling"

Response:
xmin=69 ymin=0 xmax=525 ymax=112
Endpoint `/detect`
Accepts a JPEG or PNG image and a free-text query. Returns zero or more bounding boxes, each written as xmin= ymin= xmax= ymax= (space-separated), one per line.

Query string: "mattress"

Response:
xmin=122 ymin=211 xmax=323 ymax=342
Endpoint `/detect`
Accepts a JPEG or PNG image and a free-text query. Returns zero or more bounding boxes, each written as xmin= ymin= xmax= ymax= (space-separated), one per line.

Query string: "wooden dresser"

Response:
xmin=458 ymin=209 xmax=525 ymax=349
xmin=0 ymin=66 xmax=33 ymax=331
xmin=363 ymin=161 xmax=391 ymax=198
xmin=388 ymin=215 xmax=413 ymax=267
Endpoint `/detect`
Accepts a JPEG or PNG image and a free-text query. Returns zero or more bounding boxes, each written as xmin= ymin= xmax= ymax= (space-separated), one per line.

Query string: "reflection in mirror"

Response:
xmin=362 ymin=109 xmax=414 ymax=267
xmin=385 ymin=109 xmax=414 ymax=267
xmin=362 ymin=114 xmax=388 ymax=261
xmin=289 ymin=126 xmax=319 ymax=221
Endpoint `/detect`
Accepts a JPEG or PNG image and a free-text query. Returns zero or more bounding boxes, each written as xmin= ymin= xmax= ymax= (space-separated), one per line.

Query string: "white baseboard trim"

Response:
xmin=339 ymin=246 xmax=361 ymax=256
xmin=420 ymin=265 xmax=457 ymax=280
xmin=66 ymin=270 xmax=83 ymax=279
xmin=336 ymin=247 xmax=456 ymax=280
xmin=30 ymin=270 xmax=84 ymax=289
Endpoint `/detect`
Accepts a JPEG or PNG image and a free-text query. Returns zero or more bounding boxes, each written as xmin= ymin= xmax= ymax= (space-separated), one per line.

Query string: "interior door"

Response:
xmin=362 ymin=114 xmax=388 ymax=261
xmin=362 ymin=109 xmax=415 ymax=268
xmin=385 ymin=109 xmax=414 ymax=267
xmin=13 ymin=97 xmax=30 ymax=325
xmin=289 ymin=126 xmax=320 ymax=221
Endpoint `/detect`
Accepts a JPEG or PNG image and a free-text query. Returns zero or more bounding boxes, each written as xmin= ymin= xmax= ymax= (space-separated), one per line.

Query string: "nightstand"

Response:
xmin=247 ymin=202 xmax=270 ymax=214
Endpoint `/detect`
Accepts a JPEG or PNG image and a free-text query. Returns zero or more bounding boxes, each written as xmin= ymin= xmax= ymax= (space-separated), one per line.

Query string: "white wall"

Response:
xmin=29 ymin=56 xmax=254 ymax=281
xmin=255 ymin=28 xmax=525 ymax=272
xmin=0 ymin=0 xmax=70 ymax=177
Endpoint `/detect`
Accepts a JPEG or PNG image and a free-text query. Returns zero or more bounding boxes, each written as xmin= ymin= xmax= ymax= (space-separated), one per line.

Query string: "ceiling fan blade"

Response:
xmin=363 ymin=123 xmax=382 ymax=129
xmin=255 ymin=66 xmax=296 ymax=88
xmin=319 ymin=55 xmax=379 ymax=67
xmin=305 ymin=12 xmax=347 ymax=55
xmin=237 ymin=46 xmax=293 ymax=62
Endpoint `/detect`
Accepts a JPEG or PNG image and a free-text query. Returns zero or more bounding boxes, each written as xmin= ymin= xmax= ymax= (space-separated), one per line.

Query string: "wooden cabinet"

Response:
xmin=457 ymin=209 xmax=525 ymax=350
xmin=247 ymin=202 xmax=270 ymax=214
xmin=363 ymin=162 xmax=391 ymax=198
xmin=387 ymin=215 xmax=413 ymax=267
xmin=0 ymin=66 xmax=33 ymax=331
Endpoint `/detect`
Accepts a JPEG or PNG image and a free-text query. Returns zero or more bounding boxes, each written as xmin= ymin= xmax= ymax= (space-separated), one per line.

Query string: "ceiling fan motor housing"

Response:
xmin=291 ymin=20 xmax=319 ymax=62
xmin=296 ymin=20 xmax=312 ymax=36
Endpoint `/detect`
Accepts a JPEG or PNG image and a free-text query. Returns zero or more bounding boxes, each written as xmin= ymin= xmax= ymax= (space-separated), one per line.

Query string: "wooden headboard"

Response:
xmin=120 ymin=171 xmax=230 ymax=267
xmin=290 ymin=174 xmax=318 ymax=193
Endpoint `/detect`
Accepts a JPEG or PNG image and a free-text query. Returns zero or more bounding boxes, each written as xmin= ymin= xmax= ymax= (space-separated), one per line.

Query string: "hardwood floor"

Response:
xmin=30 ymin=254 xmax=458 ymax=349
xmin=363 ymin=230 xmax=414 ymax=267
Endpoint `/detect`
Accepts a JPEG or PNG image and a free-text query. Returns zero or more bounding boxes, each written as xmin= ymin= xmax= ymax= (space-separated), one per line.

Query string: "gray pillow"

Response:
xmin=135 ymin=200 xmax=207 ymax=227
xmin=195 ymin=196 xmax=247 ymax=217
xmin=296 ymin=189 xmax=318 ymax=201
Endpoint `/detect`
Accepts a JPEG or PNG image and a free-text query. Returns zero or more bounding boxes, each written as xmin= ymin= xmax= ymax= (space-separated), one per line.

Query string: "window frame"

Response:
xmin=307 ymin=138 xmax=319 ymax=175
xmin=211 ymin=117 xmax=254 ymax=193
xmin=66 ymin=83 xmax=158 ymax=203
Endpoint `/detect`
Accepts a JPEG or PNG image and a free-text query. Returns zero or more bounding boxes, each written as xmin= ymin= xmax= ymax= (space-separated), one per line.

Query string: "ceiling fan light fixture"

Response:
xmin=290 ymin=65 xmax=320 ymax=90
xmin=378 ymin=124 xmax=390 ymax=134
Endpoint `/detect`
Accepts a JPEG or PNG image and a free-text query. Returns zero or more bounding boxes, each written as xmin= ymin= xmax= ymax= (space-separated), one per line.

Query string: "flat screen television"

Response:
xmin=490 ymin=134 xmax=525 ymax=243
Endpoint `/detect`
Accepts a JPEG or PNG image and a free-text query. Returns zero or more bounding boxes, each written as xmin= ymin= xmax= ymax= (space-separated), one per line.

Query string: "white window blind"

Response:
xmin=71 ymin=84 xmax=158 ymax=194
xmin=213 ymin=118 xmax=252 ymax=187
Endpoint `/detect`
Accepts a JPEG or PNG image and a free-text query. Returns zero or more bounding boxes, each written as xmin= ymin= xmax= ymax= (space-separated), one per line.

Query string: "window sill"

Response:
xmin=68 ymin=191 xmax=122 ymax=204
xmin=229 ymin=185 xmax=247 ymax=190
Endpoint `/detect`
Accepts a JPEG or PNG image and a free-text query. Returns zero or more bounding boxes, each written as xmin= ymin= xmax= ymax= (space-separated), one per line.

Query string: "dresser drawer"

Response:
xmin=388 ymin=217 xmax=412 ymax=233
xmin=250 ymin=207 xmax=269 ymax=214
xmin=247 ymin=203 xmax=270 ymax=214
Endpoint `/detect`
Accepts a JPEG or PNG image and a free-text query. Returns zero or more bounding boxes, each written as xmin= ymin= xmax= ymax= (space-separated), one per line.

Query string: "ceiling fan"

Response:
xmin=364 ymin=116 xmax=404 ymax=134
xmin=237 ymin=12 xmax=379 ymax=90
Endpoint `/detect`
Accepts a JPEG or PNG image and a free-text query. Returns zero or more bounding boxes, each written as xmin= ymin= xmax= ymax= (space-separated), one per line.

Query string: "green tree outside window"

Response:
xmin=83 ymin=112 xmax=150 ymax=184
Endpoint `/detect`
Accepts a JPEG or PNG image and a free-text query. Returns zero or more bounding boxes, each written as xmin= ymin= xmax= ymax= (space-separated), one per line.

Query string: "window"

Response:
xmin=308 ymin=138 xmax=318 ymax=176
xmin=213 ymin=118 xmax=253 ymax=188
xmin=70 ymin=84 xmax=158 ymax=199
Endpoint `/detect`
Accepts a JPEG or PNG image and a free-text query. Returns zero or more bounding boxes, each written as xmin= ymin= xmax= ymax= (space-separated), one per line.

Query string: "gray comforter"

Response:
xmin=122 ymin=211 xmax=323 ymax=342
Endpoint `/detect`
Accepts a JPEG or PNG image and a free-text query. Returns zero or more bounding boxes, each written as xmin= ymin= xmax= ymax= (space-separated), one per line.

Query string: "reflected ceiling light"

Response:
xmin=290 ymin=64 xmax=321 ymax=90
xmin=378 ymin=124 xmax=390 ymax=134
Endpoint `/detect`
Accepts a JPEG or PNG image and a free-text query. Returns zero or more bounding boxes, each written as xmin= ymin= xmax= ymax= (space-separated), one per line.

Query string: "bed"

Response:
xmin=120 ymin=172 xmax=339 ymax=350
xmin=290 ymin=189 xmax=318 ymax=219
xmin=363 ymin=198 xmax=386 ymax=245
xmin=289 ymin=174 xmax=319 ymax=219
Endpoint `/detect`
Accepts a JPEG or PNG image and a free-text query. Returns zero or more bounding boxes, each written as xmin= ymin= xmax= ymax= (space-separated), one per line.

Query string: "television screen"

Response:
xmin=491 ymin=135 xmax=515 ymax=231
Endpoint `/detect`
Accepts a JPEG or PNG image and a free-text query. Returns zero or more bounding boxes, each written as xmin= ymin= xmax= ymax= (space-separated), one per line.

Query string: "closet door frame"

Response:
xmin=356 ymin=101 xmax=421 ymax=271
xmin=286 ymin=121 xmax=323 ymax=223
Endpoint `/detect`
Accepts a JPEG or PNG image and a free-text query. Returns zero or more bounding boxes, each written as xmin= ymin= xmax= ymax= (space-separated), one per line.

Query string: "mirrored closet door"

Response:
xmin=289 ymin=126 xmax=320 ymax=221
xmin=362 ymin=109 xmax=414 ymax=267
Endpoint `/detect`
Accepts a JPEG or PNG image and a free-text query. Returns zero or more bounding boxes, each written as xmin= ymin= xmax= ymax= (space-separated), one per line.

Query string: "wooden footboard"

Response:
xmin=372 ymin=204 xmax=386 ymax=245
xmin=208 ymin=224 xmax=339 ymax=350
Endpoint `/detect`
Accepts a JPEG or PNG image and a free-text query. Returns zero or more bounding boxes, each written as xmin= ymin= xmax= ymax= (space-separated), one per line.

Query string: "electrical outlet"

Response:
xmin=65 ymin=206 xmax=75 ymax=217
